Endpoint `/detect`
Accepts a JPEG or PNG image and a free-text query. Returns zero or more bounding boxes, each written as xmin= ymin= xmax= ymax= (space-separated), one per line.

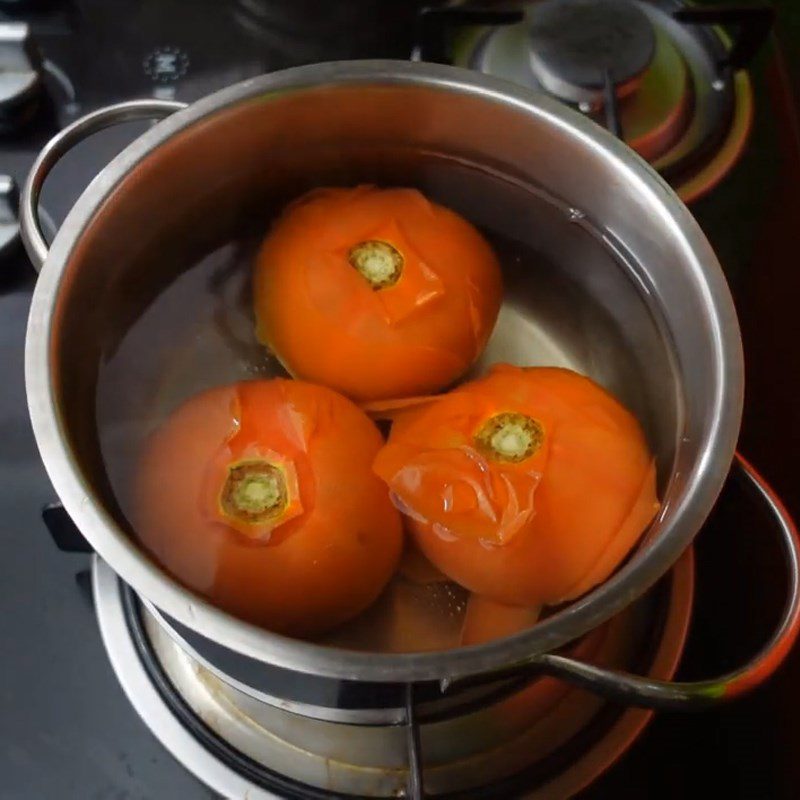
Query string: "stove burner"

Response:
xmin=450 ymin=0 xmax=773 ymax=202
xmin=94 ymin=553 xmax=694 ymax=799
xmin=528 ymin=0 xmax=656 ymax=104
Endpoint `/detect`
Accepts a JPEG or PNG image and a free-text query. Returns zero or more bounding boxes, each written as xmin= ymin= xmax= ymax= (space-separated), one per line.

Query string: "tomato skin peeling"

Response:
xmin=373 ymin=364 xmax=660 ymax=608
xmin=134 ymin=379 xmax=403 ymax=637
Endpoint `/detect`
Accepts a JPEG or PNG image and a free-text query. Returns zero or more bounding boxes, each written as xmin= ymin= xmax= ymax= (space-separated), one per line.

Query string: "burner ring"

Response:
xmin=462 ymin=0 xmax=744 ymax=193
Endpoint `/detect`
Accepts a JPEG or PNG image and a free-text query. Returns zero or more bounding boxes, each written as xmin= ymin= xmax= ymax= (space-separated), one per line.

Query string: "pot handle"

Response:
xmin=447 ymin=454 xmax=800 ymax=710
xmin=20 ymin=98 xmax=187 ymax=272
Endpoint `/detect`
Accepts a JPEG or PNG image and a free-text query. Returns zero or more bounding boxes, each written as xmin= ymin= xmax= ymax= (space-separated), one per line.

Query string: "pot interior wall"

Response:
xmin=48 ymin=80 xmax=689 ymax=648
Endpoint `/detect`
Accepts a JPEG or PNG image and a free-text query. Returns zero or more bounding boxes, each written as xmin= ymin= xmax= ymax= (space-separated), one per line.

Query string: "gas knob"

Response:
xmin=0 ymin=23 xmax=41 ymax=132
xmin=0 ymin=174 xmax=19 ymax=286
xmin=0 ymin=174 xmax=18 ymax=254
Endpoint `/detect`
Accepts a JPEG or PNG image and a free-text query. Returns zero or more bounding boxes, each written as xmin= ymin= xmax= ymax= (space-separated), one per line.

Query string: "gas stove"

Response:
xmin=417 ymin=0 xmax=773 ymax=202
xmin=1 ymin=1 xmax=800 ymax=799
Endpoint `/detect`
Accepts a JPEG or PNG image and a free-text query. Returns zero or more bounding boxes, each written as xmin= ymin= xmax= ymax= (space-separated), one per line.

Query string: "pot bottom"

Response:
xmin=93 ymin=549 xmax=693 ymax=799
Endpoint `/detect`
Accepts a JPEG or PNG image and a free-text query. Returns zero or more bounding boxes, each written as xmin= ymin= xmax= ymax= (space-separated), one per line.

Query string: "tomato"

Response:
xmin=319 ymin=575 xmax=468 ymax=653
xmin=253 ymin=186 xmax=503 ymax=401
xmin=373 ymin=364 xmax=659 ymax=607
xmin=460 ymin=595 xmax=542 ymax=646
xmin=397 ymin=546 xmax=543 ymax=645
xmin=133 ymin=379 xmax=403 ymax=637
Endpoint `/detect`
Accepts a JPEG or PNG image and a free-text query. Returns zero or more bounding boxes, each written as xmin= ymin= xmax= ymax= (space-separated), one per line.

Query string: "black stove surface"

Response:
xmin=1 ymin=1 xmax=799 ymax=798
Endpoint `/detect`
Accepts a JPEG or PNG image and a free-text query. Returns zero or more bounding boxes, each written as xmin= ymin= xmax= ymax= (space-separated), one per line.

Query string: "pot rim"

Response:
xmin=24 ymin=60 xmax=743 ymax=683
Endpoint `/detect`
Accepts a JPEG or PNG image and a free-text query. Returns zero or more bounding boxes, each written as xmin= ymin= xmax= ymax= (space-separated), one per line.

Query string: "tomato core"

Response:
xmin=219 ymin=460 xmax=288 ymax=525
xmin=348 ymin=239 xmax=404 ymax=289
xmin=474 ymin=412 xmax=544 ymax=463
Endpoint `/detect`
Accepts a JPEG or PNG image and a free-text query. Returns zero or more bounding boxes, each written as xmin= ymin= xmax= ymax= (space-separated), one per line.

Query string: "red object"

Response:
xmin=373 ymin=364 xmax=658 ymax=607
xmin=254 ymin=186 xmax=503 ymax=401
xmin=133 ymin=379 xmax=403 ymax=637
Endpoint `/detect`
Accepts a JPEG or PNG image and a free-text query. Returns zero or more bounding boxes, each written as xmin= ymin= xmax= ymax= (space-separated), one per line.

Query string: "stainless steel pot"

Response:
xmin=21 ymin=61 xmax=800 ymax=709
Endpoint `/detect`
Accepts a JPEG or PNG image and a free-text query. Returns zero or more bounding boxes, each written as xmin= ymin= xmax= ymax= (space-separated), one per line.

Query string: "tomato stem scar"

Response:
xmin=220 ymin=460 xmax=288 ymax=523
xmin=348 ymin=240 xmax=403 ymax=289
xmin=474 ymin=412 xmax=544 ymax=463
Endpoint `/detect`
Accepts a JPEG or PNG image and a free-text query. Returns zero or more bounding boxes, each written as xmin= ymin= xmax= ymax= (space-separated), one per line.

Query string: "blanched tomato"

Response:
xmin=460 ymin=595 xmax=542 ymax=646
xmin=133 ymin=379 xmax=403 ymax=637
xmin=373 ymin=365 xmax=659 ymax=607
xmin=253 ymin=186 xmax=503 ymax=401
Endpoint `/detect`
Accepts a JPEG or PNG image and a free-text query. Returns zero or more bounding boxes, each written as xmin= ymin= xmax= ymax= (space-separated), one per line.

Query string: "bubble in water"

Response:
xmin=442 ymin=484 xmax=454 ymax=512
xmin=567 ymin=207 xmax=586 ymax=222
xmin=432 ymin=522 xmax=458 ymax=542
